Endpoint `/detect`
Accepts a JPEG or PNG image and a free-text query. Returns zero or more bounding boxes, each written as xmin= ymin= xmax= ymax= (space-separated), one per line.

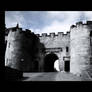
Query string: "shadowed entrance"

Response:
xmin=63 ymin=56 xmax=70 ymax=72
xmin=44 ymin=52 xmax=58 ymax=72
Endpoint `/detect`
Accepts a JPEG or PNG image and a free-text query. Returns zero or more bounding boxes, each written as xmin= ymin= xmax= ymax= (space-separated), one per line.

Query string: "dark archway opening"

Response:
xmin=44 ymin=52 xmax=58 ymax=72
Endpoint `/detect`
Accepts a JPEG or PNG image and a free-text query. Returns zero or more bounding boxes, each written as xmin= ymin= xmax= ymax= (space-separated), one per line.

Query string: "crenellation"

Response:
xmin=70 ymin=25 xmax=76 ymax=29
xmin=63 ymin=34 xmax=67 ymax=36
xmin=76 ymin=21 xmax=83 ymax=26
xmin=70 ymin=21 xmax=92 ymax=32
xmin=42 ymin=33 xmax=47 ymax=37
xmin=40 ymin=32 xmax=70 ymax=38
xmin=25 ymin=29 xmax=31 ymax=32
xmin=86 ymin=21 xmax=92 ymax=25
xmin=50 ymin=32 xmax=55 ymax=37
xmin=70 ymin=21 xmax=92 ymax=76
xmin=66 ymin=31 xmax=70 ymax=35
xmin=36 ymin=34 xmax=40 ymax=37
xmin=58 ymin=32 xmax=64 ymax=36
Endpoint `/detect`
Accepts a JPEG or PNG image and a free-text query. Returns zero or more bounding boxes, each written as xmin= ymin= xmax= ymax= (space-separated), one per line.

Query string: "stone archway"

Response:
xmin=44 ymin=52 xmax=59 ymax=72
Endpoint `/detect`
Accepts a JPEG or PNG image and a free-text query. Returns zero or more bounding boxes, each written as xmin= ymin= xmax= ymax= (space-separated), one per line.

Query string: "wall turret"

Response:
xmin=5 ymin=26 xmax=41 ymax=72
xmin=70 ymin=21 xmax=92 ymax=76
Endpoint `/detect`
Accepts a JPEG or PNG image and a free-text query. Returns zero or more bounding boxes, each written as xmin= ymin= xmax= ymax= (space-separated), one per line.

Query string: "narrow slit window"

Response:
xmin=8 ymin=42 xmax=10 ymax=48
xmin=90 ymin=31 xmax=92 ymax=37
xmin=66 ymin=47 xmax=69 ymax=52
xmin=90 ymin=31 xmax=92 ymax=45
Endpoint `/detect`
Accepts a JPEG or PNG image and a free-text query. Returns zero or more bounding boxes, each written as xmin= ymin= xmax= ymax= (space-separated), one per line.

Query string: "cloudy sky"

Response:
xmin=5 ymin=11 xmax=92 ymax=34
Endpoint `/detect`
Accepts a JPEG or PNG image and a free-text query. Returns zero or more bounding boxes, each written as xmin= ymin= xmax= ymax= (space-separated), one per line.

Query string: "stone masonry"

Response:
xmin=5 ymin=21 xmax=92 ymax=76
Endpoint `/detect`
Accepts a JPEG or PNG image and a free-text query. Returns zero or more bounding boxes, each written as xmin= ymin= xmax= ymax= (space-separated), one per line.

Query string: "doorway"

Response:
xmin=64 ymin=60 xmax=70 ymax=72
xmin=44 ymin=52 xmax=58 ymax=72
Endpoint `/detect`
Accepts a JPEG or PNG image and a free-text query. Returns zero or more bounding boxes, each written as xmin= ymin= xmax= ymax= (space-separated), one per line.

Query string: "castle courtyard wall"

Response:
xmin=38 ymin=32 xmax=70 ymax=71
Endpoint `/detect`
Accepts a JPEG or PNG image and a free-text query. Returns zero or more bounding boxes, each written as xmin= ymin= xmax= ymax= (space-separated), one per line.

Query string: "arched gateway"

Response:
xmin=44 ymin=52 xmax=59 ymax=72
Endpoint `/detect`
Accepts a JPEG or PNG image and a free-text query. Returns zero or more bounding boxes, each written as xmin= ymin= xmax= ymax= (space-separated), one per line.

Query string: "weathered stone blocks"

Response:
xmin=70 ymin=21 xmax=92 ymax=75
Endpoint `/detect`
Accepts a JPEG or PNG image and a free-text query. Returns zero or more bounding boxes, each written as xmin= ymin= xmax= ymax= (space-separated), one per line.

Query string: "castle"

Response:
xmin=5 ymin=21 xmax=92 ymax=76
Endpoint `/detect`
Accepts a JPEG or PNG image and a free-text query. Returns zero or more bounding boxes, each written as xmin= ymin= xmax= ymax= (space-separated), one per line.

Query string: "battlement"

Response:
xmin=5 ymin=25 xmax=39 ymax=40
xmin=6 ymin=20 xmax=92 ymax=38
xmin=6 ymin=24 xmax=33 ymax=35
xmin=50 ymin=33 xmax=55 ymax=37
xmin=42 ymin=33 xmax=48 ymax=37
xmin=36 ymin=31 xmax=70 ymax=38
xmin=70 ymin=21 xmax=92 ymax=29
xmin=86 ymin=21 xmax=92 ymax=25
xmin=58 ymin=32 xmax=64 ymax=36
xmin=76 ymin=21 xmax=83 ymax=25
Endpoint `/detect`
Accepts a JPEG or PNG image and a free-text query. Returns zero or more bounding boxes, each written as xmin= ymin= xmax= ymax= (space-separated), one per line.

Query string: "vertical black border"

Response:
xmin=0 ymin=11 xmax=5 ymax=73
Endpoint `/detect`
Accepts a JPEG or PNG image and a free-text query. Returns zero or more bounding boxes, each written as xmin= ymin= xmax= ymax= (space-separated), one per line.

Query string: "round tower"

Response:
xmin=5 ymin=25 xmax=40 ymax=72
xmin=70 ymin=21 xmax=92 ymax=76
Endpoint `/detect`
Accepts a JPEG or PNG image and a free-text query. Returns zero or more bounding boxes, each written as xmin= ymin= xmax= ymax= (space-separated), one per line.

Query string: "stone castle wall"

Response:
xmin=5 ymin=27 xmax=41 ymax=72
xmin=70 ymin=21 xmax=92 ymax=75
xmin=36 ymin=32 xmax=70 ymax=71
xmin=36 ymin=32 xmax=70 ymax=48
xmin=5 ymin=21 xmax=92 ymax=75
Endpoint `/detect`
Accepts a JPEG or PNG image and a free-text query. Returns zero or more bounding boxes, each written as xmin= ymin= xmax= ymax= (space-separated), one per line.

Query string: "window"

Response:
xmin=66 ymin=47 xmax=69 ymax=52
xmin=90 ymin=31 xmax=92 ymax=37
xmin=90 ymin=57 xmax=92 ymax=64
xmin=7 ymin=58 xmax=8 ymax=62
xmin=8 ymin=42 xmax=10 ymax=48
xmin=5 ymin=40 xmax=7 ymax=44
xmin=90 ymin=31 xmax=92 ymax=45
